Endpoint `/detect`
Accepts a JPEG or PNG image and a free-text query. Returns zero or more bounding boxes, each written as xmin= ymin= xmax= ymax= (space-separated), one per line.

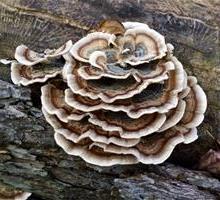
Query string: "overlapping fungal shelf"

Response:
xmin=11 ymin=20 xmax=207 ymax=166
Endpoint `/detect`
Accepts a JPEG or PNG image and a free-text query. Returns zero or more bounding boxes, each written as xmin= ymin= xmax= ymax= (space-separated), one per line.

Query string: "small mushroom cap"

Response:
xmin=15 ymin=44 xmax=45 ymax=66
xmin=0 ymin=59 xmax=14 ymax=65
xmin=95 ymin=19 xmax=125 ymax=35
xmin=119 ymin=27 xmax=167 ymax=65
xmin=11 ymin=62 xmax=61 ymax=86
xmin=15 ymin=40 xmax=72 ymax=66
xmin=70 ymin=32 xmax=114 ymax=63
xmin=12 ymin=41 xmax=72 ymax=86
xmin=45 ymin=40 xmax=72 ymax=58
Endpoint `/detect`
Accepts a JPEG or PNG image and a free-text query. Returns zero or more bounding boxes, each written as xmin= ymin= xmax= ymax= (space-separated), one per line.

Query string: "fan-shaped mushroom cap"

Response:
xmin=42 ymin=108 xmax=140 ymax=147
xmin=158 ymin=76 xmax=206 ymax=134
xmin=70 ymin=32 xmax=115 ymax=63
xmin=65 ymin=59 xmax=173 ymax=103
xmin=0 ymin=59 xmax=14 ymax=65
xmin=15 ymin=41 xmax=72 ymax=66
xmin=91 ymin=126 xmax=197 ymax=165
xmin=41 ymin=80 xmax=169 ymax=139
xmin=41 ymin=80 xmax=87 ymax=123
xmin=70 ymin=21 xmax=167 ymax=74
xmin=65 ymin=56 xmax=186 ymax=118
xmin=53 ymin=124 xmax=197 ymax=166
xmin=11 ymin=62 xmax=61 ymax=86
xmin=44 ymin=40 xmax=73 ymax=58
xmin=88 ymin=111 xmax=166 ymax=139
xmin=15 ymin=44 xmax=45 ymax=66
xmin=54 ymin=132 xmax=138 ymax=166
xmin=11 ymin=41 xmax=72 ymax=86
xmin=118 ymin=27 xmax=167 ymax=65
xmin=77 ymin=59 xmax=174 ymax=81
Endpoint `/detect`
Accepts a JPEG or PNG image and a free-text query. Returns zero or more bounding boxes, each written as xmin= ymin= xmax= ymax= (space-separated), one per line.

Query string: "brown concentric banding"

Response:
xmin=73 ymin=62 xmax=140 ymax=98
xmin=45 ymin=81 xmax=84 ymax=116
xmin=180 ymin=89 xmax=196 ymax=125
xmin=136 ymin=127 xmax=194 ymax=155
xmin=74 ymin=94 xmax=102 ymax=106
xmin=78 ymin=39 xmax=108 ymax=60
xmin=66 ymin=70 xmax=171 ymax=111
xmin=178 ymin=76 xmax=207 ymax=128
xmin=93 ymin=111 xmax=160 ymax=132
xmin=54 ymin=132 xmax=138 ymax=166
xmin=24 ymin=48 xmax=38 ymax=63
xmin=42 ymin=108 xmax=140 ymax=147
xmin=129 ymin=33 xmax=160 ymax=58
xmin=78 ymin=58 xmax=167 ymax=80
xmin=86 ymin=126 xmax=197 ymax=165
xmin=130 ymin=69 xmax=177 ymax=112
xmin=20 ymin=65 xmax=32 ymax=79
xmin=136 ymin=129 xmax=178 ymax=155
xmin=71 ymin=60 xmax=169 ymax=99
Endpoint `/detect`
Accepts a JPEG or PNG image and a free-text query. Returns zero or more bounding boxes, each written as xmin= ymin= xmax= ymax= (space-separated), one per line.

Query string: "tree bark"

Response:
xmin=0 ymin=0 xmax=219 ymax=199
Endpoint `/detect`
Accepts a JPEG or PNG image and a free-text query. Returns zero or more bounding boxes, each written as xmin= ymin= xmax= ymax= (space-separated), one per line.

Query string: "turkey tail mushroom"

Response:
xmin=11 ymin=41 xmax=72 ymax=86
xmin=10 ymin=20 xmax=207 ymax=166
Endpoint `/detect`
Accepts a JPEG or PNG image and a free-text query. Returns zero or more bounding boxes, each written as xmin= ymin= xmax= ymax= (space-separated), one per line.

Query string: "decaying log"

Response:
xmin=0 ymin=0 xmax=219 ymax=199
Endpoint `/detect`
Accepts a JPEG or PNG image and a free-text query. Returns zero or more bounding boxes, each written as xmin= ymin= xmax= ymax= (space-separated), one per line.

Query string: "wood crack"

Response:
xmin=0 ymin=1 xmax=90 ymax=31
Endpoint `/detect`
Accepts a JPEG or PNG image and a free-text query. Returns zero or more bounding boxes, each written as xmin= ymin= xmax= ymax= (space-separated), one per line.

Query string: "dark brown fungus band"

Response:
xmin=42 ymin=108 xmax=140 ymax=148
xmin=11 ymin=41 xmax=72 ymax=86
xmin=41 ymin=80 xmax=87 ymax=123
xmin=64 ymin=55 xmax=186 ymax=118
xmin=10 ymin=20 xmax=207 ymax=166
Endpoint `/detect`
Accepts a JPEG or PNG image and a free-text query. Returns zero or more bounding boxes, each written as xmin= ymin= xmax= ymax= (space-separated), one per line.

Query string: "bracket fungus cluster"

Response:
xmin=11 ymin=20 xmax=207 ymax=166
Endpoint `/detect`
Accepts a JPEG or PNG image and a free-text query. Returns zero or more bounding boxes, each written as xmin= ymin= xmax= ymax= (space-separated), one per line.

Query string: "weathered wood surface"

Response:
xmin=0 ymin=0 xmax=219 ymax=199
